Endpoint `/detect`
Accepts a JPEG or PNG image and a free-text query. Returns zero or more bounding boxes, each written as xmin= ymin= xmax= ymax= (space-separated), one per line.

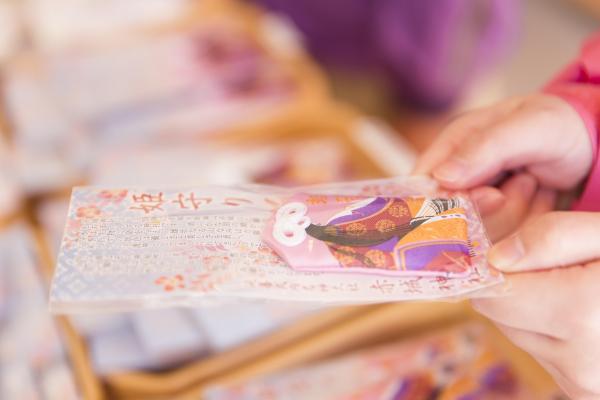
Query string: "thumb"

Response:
xmin=489 ymin=211 xmax=600 ymax=272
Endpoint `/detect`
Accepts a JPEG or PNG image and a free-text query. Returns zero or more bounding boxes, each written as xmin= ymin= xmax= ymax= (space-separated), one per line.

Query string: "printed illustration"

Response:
xmin=267 ymin=195 xmax=474 ymax=277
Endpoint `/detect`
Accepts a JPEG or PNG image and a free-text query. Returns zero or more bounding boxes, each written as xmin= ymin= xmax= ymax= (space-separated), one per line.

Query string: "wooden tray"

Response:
xmin=32 ymin=220 xmax=107 ymax=400
xmin=175 ymin=303 xmax=560 ymax=400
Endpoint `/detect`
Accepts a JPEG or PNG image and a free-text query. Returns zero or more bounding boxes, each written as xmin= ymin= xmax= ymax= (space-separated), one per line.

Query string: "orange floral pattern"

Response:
xmin=365 ymin=249 xmax=387 ymax=268
xmin=76 ymin=206 xmax=101 ymax=218
xmin=155 ymin=275 xmax=185 ymax=291
xmin=98 ymin=189 xmax=128 ymax=202
xmin=388 ymin=203 xmax=409 ymax=218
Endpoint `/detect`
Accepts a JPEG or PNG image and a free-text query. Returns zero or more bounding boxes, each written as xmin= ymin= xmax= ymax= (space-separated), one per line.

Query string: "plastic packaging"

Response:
xmin=49 ymin=177 xmax=503 ymax=313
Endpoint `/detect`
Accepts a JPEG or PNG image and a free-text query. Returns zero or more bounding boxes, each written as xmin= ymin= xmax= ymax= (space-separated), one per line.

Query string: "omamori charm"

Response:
xmin=266 ymin=195 xmax=474 ymax=277
xmin=49 ymin=177 xmax=503 ymax=314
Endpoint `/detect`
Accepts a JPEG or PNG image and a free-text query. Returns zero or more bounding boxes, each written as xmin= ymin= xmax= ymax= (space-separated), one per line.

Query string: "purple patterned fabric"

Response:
xmin=403 ymin=242 xmax=470 ymax=270
xmin=255 ymin=0 xmax=519 ymax=110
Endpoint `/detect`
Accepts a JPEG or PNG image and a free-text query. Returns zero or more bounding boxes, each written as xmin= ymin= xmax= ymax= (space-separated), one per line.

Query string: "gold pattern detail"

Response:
xmin=337 ymin=246 xmax=356 ymax=254
xmin=387 ymin=203 xmax=409 ymax=218
xmin=345 ymin=222 xmax=367 ymax=236
xmin=375 ymin=219 xmax=396 ymax=233
xmin=365 ymin=249 xmax=387 ymax=268
xmin=334 ymin=246 xmax=357 ymax=266
xmin=306 ymin=195 xmax=327 ymax=205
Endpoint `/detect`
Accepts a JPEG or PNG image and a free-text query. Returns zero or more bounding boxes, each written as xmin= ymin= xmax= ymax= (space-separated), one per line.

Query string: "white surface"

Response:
xmin=351 ymin=118 xmax=417 ymax=176
xmin=24 ymin=0 xmax=190 ymax=51
xmin=191 ymin=302 xmax=313 ymax=352
xmin=0 ymin=225 xmax=78 ymax=399
xmin=89 ymin=323 xmax=149 ymax=374
xmin=132 ymin=309 xmax=208 ymax=365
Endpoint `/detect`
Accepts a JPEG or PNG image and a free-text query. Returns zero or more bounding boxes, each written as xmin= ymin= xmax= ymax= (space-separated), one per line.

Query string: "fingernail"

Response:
xmin=488 ymin=235 xmax=525 ymax=271
xmin=432 ymin=158 xmax=468 ymax=183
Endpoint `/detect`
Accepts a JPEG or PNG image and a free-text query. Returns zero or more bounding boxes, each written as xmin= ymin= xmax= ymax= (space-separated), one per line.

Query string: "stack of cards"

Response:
xmin=0 ymin=224 xmax=79 ymax=399
xmin=89 ymin=137 xmax=358 ymax=188
xmin=24 ymin=0 xmax=193 ymax=51
xmin=49 ymin=177 xmax=503 ymax=314
xmin=3 ymin=0 xmax=320 ymax=195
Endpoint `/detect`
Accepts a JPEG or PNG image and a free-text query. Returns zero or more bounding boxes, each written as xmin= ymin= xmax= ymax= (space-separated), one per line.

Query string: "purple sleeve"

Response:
xmin=255 ymin=0 xmax=518 ymax=110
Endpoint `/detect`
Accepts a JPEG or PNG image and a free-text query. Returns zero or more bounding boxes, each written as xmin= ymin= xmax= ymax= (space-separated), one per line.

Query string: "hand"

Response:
xmin=468 ymin=173 xmax=556 ymax=242
xmin=472 ymin=212 xmax=600 ymax=400
xmin=414 ymin=94 xmax=593 ymax=190
xmin=414 ymin=94 xmax=592 ymax=241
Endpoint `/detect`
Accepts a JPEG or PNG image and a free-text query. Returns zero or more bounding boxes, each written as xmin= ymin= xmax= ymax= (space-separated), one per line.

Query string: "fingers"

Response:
xmin=430 ymin=111 xmax=560 ymax=189
xmin=488 ymin=212 xmax=600 ymax=272
xmin=537 ymin=360 xmax=598 ymax=400
xmin=413 ymin=109 xmax=493 ymax=175
xmin=493 ymin=322 xmax=561 ymax=362
xmin=427 ymin=95 xmax=592 ymax=190
xmin=472 ymin=270 xmax=573 ymax=339
xmin=468 ymin=186 xmax=506 ymax=216
xmin=521 ymin=187 xmax=557 ymax=225
xmin=477 ymin=174 xmax=538 ymax=242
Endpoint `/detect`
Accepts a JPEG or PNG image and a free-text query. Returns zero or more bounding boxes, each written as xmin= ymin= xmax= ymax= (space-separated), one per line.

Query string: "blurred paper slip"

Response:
xmin=25 ymin=0 xmax=191 ymax=51
xmin=49 ymin=178 xmax=503 ymax=313
xmin=90 ymin=138 xmax=356 ymax=187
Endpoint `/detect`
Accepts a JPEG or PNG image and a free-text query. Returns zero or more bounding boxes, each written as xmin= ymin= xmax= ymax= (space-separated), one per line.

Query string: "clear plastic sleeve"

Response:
xmin=49 ymin=177 xmax=504 ymax=314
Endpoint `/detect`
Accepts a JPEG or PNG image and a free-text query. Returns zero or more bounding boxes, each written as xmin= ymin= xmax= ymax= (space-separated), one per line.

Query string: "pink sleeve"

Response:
xmin=544 ymin=32 xmax=600 ymax=212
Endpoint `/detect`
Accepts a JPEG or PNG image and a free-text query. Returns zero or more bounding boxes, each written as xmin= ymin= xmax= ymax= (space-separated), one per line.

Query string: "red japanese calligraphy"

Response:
xmin=223 ymin=197 xmax=253 ymax=206
xmin=370 ymin=279 xmax=395 ymax=294
xmin=130 ymin=192 xmax=165 ymax=213
xmin=172 ymin=193 xmax=212 ymax=210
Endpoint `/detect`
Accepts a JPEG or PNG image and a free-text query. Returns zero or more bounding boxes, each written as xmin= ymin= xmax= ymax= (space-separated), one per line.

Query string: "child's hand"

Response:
xmin=413 ymin=93 xmax=600 ymax=398
xmin=414 ymin=94 xmax=593 ymax=240
xmin=414 ymin=94 xmax=593 ymax=190
xmin=473 ymin=212 xmax=600 ymax=400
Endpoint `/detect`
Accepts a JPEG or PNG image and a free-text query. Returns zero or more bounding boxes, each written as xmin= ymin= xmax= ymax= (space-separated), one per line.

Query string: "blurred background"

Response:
xmin=0 ymin=0 xmax=597 ymax=399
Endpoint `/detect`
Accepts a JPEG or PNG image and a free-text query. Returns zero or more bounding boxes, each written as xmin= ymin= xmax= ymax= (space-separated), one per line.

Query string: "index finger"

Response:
xmin=413 ymin=109 xmax=493 ymax=175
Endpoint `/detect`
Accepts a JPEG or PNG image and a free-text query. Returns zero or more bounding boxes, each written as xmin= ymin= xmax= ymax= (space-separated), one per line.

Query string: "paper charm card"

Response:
xmin=49 ymin=178 xmax=503 ymax=314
